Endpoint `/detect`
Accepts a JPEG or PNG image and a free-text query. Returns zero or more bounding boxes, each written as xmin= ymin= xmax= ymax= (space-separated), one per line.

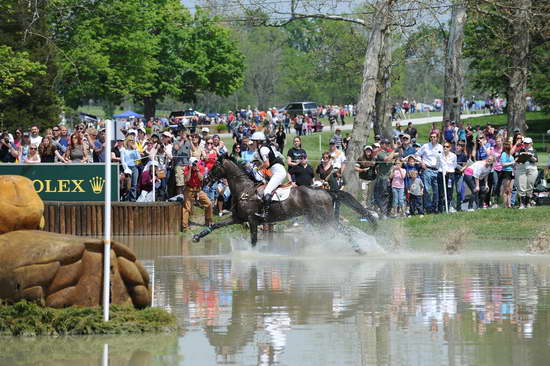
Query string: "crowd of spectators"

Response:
xmin=1 ymin=113 xmax=547 ymax=226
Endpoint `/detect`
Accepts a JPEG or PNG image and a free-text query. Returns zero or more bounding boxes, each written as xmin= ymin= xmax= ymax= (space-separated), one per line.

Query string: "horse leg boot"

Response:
xmin=255 ymin=193 xmax=273 ymax=220
xmin=192 ymin=217 xmax=236 ymax=242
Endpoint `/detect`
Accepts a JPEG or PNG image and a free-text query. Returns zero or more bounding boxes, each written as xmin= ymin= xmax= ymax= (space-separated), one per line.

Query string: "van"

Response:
xmin=285 ymin=102 xmax=318 ymax=117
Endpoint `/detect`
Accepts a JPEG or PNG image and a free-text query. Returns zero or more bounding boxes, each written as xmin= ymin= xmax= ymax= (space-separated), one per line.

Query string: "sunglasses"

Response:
xmin=30 ymin=148 xmax=37 ymax=150
xmin=444 ymin=145 xmax=451 ymax=148
xmin=53 ymin=129 xmax=59 ymax=132
xmin=430 ymin=135 xmax=437 ymax=138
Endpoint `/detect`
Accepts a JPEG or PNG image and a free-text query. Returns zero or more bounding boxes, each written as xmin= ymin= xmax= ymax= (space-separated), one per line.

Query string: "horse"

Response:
xmin=192 ymin=155 xmax=377 ymax=254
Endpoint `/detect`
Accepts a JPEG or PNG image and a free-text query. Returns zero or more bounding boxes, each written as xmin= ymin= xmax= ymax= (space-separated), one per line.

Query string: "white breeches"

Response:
xmin=265 ymin=163 xmax=286 ymax=195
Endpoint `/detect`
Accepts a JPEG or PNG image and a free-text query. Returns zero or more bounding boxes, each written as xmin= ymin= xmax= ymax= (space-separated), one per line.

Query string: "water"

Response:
xmin=2 ymin=234 xmax=550 ymax=366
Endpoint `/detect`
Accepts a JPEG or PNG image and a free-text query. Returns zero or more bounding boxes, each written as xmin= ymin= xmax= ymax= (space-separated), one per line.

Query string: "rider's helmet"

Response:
xmin=250 ymin=131 xmax=266 ymax=142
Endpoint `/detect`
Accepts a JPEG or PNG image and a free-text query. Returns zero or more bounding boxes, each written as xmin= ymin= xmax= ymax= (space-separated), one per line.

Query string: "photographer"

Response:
xmin=181 ymin=157 xmax=212 ymax=232
xmin=0 ymin=133 xmax=18 ymax=163
xmin=514 ymin=137 xmax=538 ymax=209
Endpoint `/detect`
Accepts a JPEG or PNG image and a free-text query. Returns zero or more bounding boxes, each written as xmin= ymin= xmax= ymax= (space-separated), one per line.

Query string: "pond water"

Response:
xmin=2 ymin=233 xmax=550 ymax=366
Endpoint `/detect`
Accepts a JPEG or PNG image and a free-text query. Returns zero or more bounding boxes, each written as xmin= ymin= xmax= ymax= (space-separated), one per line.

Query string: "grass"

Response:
xmin=0 ymin=301 xmax=177 ymax=336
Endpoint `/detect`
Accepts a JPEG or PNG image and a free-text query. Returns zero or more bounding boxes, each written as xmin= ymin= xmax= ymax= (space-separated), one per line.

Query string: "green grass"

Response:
xmin=0 ymin=301 xmax=177 ymax=336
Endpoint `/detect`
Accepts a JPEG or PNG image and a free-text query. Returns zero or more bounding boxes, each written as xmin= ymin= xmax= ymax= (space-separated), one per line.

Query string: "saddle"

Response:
xmin=255 ymin=182 xmax=293 ymax=201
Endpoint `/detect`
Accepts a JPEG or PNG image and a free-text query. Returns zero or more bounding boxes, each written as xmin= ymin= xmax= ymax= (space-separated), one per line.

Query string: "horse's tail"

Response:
xmin=327 ymin=190 xmax=378 ymax=229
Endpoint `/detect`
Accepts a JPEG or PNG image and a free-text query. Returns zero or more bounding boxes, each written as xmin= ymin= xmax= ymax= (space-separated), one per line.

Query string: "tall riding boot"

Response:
xmin=255 ymin=193 xmax=273 ymax=220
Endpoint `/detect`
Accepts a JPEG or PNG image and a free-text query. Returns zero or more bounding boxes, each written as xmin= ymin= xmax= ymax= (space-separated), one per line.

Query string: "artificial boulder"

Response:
xmin=0 ymin=230 xmax=151 ymax=308
xmin=0 ymin=175 xmax=44 ymax=234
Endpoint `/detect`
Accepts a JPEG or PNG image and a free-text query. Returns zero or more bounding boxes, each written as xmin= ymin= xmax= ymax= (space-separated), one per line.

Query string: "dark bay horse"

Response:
xmin=192 ymin=156 xmax=377 ymax=253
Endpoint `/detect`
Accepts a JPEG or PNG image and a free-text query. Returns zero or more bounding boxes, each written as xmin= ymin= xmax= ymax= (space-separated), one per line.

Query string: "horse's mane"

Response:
xmin=223 ymin=155 xmax=255 ymax=181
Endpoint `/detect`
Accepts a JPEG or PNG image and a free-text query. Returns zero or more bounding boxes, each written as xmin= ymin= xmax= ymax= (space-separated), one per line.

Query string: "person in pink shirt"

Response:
xmin=390 ymin=159 xmax=407 ymax=217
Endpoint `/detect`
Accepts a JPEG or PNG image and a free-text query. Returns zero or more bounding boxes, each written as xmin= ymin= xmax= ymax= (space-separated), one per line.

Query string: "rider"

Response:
xmin=250 ymin=131 xmax=286 ymax=219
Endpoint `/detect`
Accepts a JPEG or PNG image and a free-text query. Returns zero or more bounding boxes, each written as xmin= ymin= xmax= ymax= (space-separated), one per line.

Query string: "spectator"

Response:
xmin=231 ymin=143 xmax=243 ymax=162
xmin=182 ymin=157 xmax=212 ymax=232
xmin=275 ymin=126 xmax=286 ymax=153
xmin=29 ymin=126 xmax=42 ymax=146
xmin=499 ymin=141 xmax=515 ymax=208
xmin=439 ymin=142 xmax=457 ymax=213
xmin=453 ymin=141 xmax=469 ymax=210
xmin=173 ymin=132 xmax=191 ymax=196
xmin=329 ymin=140 xmax=346 ymax=171
xmin=38 ymin=136 xmax=66 ymax=163
xmin=355 ymin=146 xmax=376 ymax=208
xmin=327 ymin=167 xmax=346 ymax=218
xmin=404 ymin=122 xmax=417 ymax=140
xmin=408 ymin=169 xmax=424 ymax=216
xmin=212 ymin=134 xmax=227 ymax=155
xmin=331 ymin=129 xmax=343 ymax=150
xmin=287 ymin=136 xmax=307 ymax=178
xmin=18 ymin=132 xmax=31 ymax=162
xmin=190 ymin=134 xmax=203 ymax=159
xmin=24 ymin=144 xmax=41 ymax=164
xmin=12 ymin=129 xmax=23 ymax=149
xmin=316 ymin=152 xmax=333 ymax=181
xmin=93 ymin=129 xmax=107 ymax=162
xmin=291 ymin=156 xmax=314 ymax=187
xmin=416 ymin=132 xmax=443 ymax=214
xmin=111 ymin=138 xmax=124 ymax=163
xmin=64 ymin=133 xmax=88 ymax=163
xmin=51 ymin=126 xmax=67 ymax=154
xmin=121 ymin=138 xmax=141 ymax=201
xmin=463 ymin=156 xmax=495 ymax=211
xmin=0 ymin=132 xmax=18 ymax=163
xmin=374 ymin=139 xmax=398 ymax=216
xmin=514 ymin=137 xmax=538 ymax=209
xmin=390 ymin=159 xmax=406 ymax=217
xmin=397 ymin=133 xmax=416 ymax=158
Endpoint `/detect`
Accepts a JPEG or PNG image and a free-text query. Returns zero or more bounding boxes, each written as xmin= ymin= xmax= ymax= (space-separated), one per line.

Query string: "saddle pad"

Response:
xmin=256 ymin=184 xmax=293 ymax=201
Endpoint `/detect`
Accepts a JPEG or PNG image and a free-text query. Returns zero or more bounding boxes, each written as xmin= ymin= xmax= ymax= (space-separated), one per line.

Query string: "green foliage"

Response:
xmin=0 ymin=0 xmax=62 ymax=129
xmin=0 ymin=45 xmax=45 ymax=104
xmin=529 ymin=41 xmax=550 ymax=113
xmin=0 ymin=301 xmax=176 ymax=336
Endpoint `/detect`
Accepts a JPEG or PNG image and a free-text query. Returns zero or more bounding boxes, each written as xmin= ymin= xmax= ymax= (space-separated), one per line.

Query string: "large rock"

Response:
xmin=0 ymin=175 xmax=44 ymax=234
xmin=0 ymin=230 xmax=151 ymax=308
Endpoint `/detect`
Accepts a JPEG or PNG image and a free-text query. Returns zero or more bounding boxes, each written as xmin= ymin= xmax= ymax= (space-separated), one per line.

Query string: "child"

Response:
xmin=390 ymin=159 xmax=407 ymax=217
xmin=408 ymin=169 xmax=424 ymax=216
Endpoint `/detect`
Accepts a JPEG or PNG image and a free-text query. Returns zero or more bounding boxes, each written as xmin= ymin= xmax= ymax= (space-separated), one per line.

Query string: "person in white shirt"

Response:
xmin=416 ymin=132 xmax=443 ymax=213
xmin=29 ymin=126 xmax=43 ymax=147
xmin=439 ymin=142 xmax=457 ymax=212
xmin=329 ymin=140 xmax=347 ymax=171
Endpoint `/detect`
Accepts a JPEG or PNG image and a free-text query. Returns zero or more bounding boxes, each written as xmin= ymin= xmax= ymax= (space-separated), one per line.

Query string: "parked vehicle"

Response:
xmin=285 ymin=102 xmax=318 ymax=117
xmin=169 ymin=109 xmax=206 ymax=125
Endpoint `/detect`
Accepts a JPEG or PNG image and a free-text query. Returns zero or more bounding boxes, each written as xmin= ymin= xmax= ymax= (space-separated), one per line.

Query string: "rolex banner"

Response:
xmin=0 ymin=164 xmax=119 ymax=202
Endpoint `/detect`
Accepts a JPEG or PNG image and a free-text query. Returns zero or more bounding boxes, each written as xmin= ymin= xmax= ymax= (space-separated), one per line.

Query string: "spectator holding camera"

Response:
xmin=514 ymin=137 xmax=538 ymax=209
xmin=0 ymin=132 xmax=18 ymax=163
xmin=182 ymin=157 xmax=212 ymax=232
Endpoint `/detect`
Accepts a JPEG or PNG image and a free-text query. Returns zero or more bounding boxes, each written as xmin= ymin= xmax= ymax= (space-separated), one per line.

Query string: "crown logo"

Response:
xmin=89 ymin=176 xmax=105 ymax=194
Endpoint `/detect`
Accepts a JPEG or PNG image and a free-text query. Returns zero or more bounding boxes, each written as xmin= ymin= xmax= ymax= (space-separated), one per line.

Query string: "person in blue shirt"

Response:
xmin=121 ymin=138 xmax=141 ymax=201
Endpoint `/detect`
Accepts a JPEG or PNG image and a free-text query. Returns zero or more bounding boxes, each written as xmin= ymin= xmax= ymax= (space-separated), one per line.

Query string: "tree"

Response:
xmin=0 ymin=0 xmax=62 ymax=129
xmin=0 ymin=46 xmax=45 ymax=105
xmin=53 ymin=0 xmax=244 ymax=119
xmin=443 ymin=1 xmax=466 ymax=124
xmin=464 ymin=0 xmax=548 ymax=132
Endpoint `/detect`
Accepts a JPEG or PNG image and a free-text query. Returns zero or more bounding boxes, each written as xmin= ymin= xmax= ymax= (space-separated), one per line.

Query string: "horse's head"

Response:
xmin=205 ymin=153 xmax=229 ymax=186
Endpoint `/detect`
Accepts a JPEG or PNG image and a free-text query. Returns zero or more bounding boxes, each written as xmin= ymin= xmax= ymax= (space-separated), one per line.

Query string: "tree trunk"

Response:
xmin=375 ymin=32 xmax=393 ymax=139
xmin=507 ymin=0 xmax=530 ymax=133
xmin=343 ymin=0 xmax=393 ymax=196
xmin=443 ymin=1 xmax=466 ymax=124
xmin=143 ymin=96 xmax=157 ymax=121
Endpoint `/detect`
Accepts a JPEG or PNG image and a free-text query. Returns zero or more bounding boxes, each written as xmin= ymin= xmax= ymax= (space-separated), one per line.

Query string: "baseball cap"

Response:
xmin=401 ymin=133 xmax=410 ymax=139
xmin=513 ymin=127 xmax=521 ymax=132
xmin=524 ymin=137 xmax=533 ymax=144
xmin=127 ymin=129 xmax=137 ymax=135
xmin=373 ymin=142 xmax=381 ymax=148
xmin=329 ymin=139 xmax=336 ymax=145
xmin=138 ymin=127 xmax=146 ymax=134
xmin=189 ymin=157 xmax=199 ymax=164
xmin=201 ymin=127 xmax=209 ymax=133
xmin=381 ymin=138 xmax=390 ymax=144
xmin=374 ymin=135 xmax=381 ymax=140
xmin=162 ymin=131 xmax=172 ymax=138
xmin=363 ymin=145 xmax=373 ymax=150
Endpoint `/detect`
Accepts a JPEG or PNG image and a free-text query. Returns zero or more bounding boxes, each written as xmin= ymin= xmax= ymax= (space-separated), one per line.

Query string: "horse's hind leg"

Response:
xmin=192 ymin=218 xmax=236 ymax=242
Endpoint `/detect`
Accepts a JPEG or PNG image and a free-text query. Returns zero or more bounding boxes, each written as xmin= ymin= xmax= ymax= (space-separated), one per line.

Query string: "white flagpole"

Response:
xmin=103 ymin=119 xmax=112 ymax=321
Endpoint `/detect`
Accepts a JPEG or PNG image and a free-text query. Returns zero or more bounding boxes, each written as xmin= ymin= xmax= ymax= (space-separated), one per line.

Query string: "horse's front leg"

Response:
xmin=248 ymin=218 xmax=258 ymax=247
xmin=192 ymin=217 xmax=236 ymax=242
